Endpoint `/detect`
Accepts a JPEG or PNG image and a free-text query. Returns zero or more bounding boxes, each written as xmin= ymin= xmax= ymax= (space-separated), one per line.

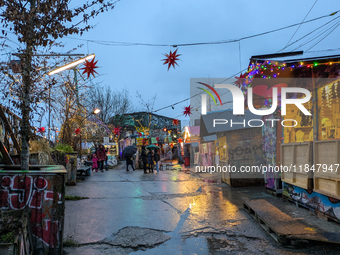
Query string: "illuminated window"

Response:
xmin=283 ymin=95 xmax=313 ymax=143
xmin=317 ymin=80 xmax=340 ymax=140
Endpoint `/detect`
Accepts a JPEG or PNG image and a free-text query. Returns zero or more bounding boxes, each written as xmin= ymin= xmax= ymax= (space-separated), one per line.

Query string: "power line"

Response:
xmin=153 ymin=68 xmax=247 ymax=114
xmin=159 ymin=45 xmax=340 ymax=117
xmin=306 ymin=21 xmax=340 ymax=52
xmin=279 ymin=14 xmax=340 ymax=52
xmin=291 ymin=19 xmax=340 ymax=52
xmin=283 ymin=0 xmax=318 ymax=50
xmin=68 ymin=9 xmax=339 ymax=48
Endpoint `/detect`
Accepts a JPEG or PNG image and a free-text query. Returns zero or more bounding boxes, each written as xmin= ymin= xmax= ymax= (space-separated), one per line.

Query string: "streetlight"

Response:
xmin=48 ymin=54 xmax=95 ymax=105
xmin=46 ymin=54 xmax=95 ymax=136
xmin=48 ymin=54 xmax=95 ymax=75
xmin=48 ymin=54 xmax=97 ymax=158
xmin=78 ymin=108 xmax=100 ymax=158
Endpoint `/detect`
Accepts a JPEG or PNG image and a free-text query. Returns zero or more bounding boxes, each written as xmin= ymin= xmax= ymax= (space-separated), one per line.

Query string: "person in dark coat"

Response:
xmin=105 ymin=148 xmax=109 ymax=171
xmin=126 ymin=155 xmax=135 ymax=171
xmin=154 ymin=149 xmax=160 ymax=173
xmin=140 ymin=146 xmax=148 ymax=174
xmin=96 ymin=144 xmax=107 ymax=172
xmin=147 ymin=149 xmax=154 ymax=173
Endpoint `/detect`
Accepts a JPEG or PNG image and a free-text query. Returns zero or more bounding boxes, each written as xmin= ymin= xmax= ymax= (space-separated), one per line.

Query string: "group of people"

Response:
xmin=91 ymin=144 xmax=108 ymax=172
xmin=125 ymin=145 xmax=160 ymax=174
xmin=140 ymin=145 xmax=160 ymax=174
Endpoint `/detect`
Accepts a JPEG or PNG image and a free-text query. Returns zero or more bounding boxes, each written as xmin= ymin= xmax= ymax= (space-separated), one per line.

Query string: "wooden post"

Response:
xmin=312 ymin=67 xmax=318 ymax=142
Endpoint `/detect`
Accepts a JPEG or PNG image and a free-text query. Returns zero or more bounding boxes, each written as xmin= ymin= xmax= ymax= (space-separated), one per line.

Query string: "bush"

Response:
xmin=54 ymin=144 xmax=74 ymax=153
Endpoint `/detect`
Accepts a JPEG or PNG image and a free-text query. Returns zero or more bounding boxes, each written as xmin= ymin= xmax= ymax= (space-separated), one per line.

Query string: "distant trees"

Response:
xmin=86 ymin=85 xmax=134 ymax=123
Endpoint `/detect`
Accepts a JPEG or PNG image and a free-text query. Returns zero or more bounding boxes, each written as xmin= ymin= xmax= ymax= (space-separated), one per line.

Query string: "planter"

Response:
xmin=0 ymin=165 xmax=67 ymax=255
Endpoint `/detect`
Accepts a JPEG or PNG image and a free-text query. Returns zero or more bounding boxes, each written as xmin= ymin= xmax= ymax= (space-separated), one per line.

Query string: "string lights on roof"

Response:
xmin=244 ymin=59 xmax=340 ymax=85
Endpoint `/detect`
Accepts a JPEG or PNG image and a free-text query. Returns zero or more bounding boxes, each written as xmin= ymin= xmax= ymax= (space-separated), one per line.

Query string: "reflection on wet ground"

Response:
xmin=64 ymin=163 xmax=340 ymax=255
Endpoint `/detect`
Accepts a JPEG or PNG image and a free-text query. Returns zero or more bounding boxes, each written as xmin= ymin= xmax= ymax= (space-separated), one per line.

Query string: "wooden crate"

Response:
xmin=313 ymin=140 xmax=340 ymax=199
xmin=281 ymin=142 xmax=313 ymax=190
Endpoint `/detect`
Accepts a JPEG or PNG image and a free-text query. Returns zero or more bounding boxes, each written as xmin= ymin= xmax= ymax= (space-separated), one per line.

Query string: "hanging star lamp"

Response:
xmin=183 ymin=105 xmax=192 ymax=117
xmin=75 ymin=128 xmax=81 ymax=135
xmin=113 ymin=126 xmax=121 ymax=136
xmin=37 ymin=127 xmax=45 ymax=134
xmin=81 ymin=57 xmax=99 ymax=79
xmin=234 ymin=73 xmax=246 ymax=88
xmin=162 ymin=49 xmax=181 ymax=70
xmin=173 ymin=119 xmax=179 ymax=126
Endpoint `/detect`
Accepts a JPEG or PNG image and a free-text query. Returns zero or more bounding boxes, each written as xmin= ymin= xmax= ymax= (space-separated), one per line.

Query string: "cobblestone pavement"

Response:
xmin=63 ymin=162 xmax=340 ymax=254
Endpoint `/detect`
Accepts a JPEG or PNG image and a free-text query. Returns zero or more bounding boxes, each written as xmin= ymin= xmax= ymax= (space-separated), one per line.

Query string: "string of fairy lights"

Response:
xmin=3 ymin=8 xmax=340 ymax=137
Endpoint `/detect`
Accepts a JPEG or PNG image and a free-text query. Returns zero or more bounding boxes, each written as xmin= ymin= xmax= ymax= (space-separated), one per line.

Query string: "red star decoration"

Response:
xmin=162 ymin=49 xmax=181 ymax=70
xmin=75 ymin=128 xmax=81 ymax=135
xmin=81 ymin=57 xmax=99 ymax=79
xmin=233 ymin=73 xmax=246 ymax=88
xmin=183 ymin=105 xmax=192 ymax=117
xmin=138 ymin=132 xmax=143 ymax=137
xmin=178 ymin=138 xmax=183 ymax=143
xmin=37 ymin=127 xmax=45 ymax=134
xmin=173 ymin=119 xmax=179 ymax=126
xmin=113 ymin=126 xmax=121 ymax=136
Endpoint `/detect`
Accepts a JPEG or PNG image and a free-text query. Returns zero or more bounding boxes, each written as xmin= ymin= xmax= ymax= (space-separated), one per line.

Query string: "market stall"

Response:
xmin=245 ymin=51 xmax=340 ymax=222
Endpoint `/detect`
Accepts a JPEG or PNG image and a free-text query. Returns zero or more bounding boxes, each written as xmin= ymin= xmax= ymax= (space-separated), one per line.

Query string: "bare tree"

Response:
xmin=0 ymin=0 xmax=117 ymax=169
xmin=86 ymin=85 xmax=134 ymax=123
xmin=136 ymin=91 xmax=157 ymax=112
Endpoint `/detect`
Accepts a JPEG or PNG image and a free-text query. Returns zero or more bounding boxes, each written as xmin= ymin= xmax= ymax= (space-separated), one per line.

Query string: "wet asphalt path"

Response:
xmin=63 ymin=162 xmax=340 ymax=255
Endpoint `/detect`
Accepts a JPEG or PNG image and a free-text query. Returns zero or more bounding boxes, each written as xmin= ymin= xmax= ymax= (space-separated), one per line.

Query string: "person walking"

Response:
xmin=92 ymin=154 xmax=99 ymax=172
xmin=140 ymin=146 xmax=148 ymax=174
xmin=96 ymin=144 xmax=107 ymax=172
xmin=126 ymin=155 xmax=135 ymax=171
xmin=147 ymin=149 xmax=154 ymax=173
xmin=154 ymin=149 xmax=160 ymax=173
xmin=105 ymin=148 xmax=109 ymax=171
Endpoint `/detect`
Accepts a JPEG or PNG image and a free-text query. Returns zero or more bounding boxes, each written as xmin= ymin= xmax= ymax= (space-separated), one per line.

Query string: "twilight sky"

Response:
xmin=56 ymin=0 xmax=340 ymax=126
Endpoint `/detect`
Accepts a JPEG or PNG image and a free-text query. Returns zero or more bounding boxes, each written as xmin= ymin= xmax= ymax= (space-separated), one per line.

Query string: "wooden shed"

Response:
xmin=200 ymin=109 xmax=264 ymax=187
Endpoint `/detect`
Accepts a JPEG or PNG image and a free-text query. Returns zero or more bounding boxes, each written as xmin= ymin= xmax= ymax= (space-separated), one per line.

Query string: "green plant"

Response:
xmin=0 ymin=231 xmax=15 ymax=243
xmin=63 ymin=238 xmax=79 ymax=247
xmin=54 ymin=144 xmax=74 ymax=153
xmin=0 ymin=213 xmax=21 ymax=244
xmin=65 ymin=195 xmax=89 ymax=201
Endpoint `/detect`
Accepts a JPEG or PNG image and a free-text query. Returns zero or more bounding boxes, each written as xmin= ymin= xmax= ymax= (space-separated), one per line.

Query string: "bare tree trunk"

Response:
xmin=20 ymin=0 xmax=35 ymax=170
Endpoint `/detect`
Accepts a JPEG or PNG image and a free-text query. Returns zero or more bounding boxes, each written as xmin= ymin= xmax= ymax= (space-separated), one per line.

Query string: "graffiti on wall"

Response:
xmin=227 ymin=142 xmax=263 ymax=169
xmin=0 ymin=175 xmax=63 ymax=248
xmin=283 ymin=182 xmax=340 ymax=221
xmin=262 ymin=114 xmax=277 ymax=189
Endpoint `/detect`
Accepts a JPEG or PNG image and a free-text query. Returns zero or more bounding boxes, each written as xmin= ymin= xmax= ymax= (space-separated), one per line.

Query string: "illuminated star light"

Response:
xmin=81 ymin=58 xmax=99 ymax=79
xmin=162 ymin=49 xmax=181 ymax=70
xmin=183 ymin=105 xmax=193 ymax=117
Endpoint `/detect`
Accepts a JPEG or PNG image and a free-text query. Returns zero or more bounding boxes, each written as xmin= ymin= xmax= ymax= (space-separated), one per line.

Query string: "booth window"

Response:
xmin=283 ymin=96 xmax=313 ymax=144
xmin=317 ymin=80 xmax=340 ymax=140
